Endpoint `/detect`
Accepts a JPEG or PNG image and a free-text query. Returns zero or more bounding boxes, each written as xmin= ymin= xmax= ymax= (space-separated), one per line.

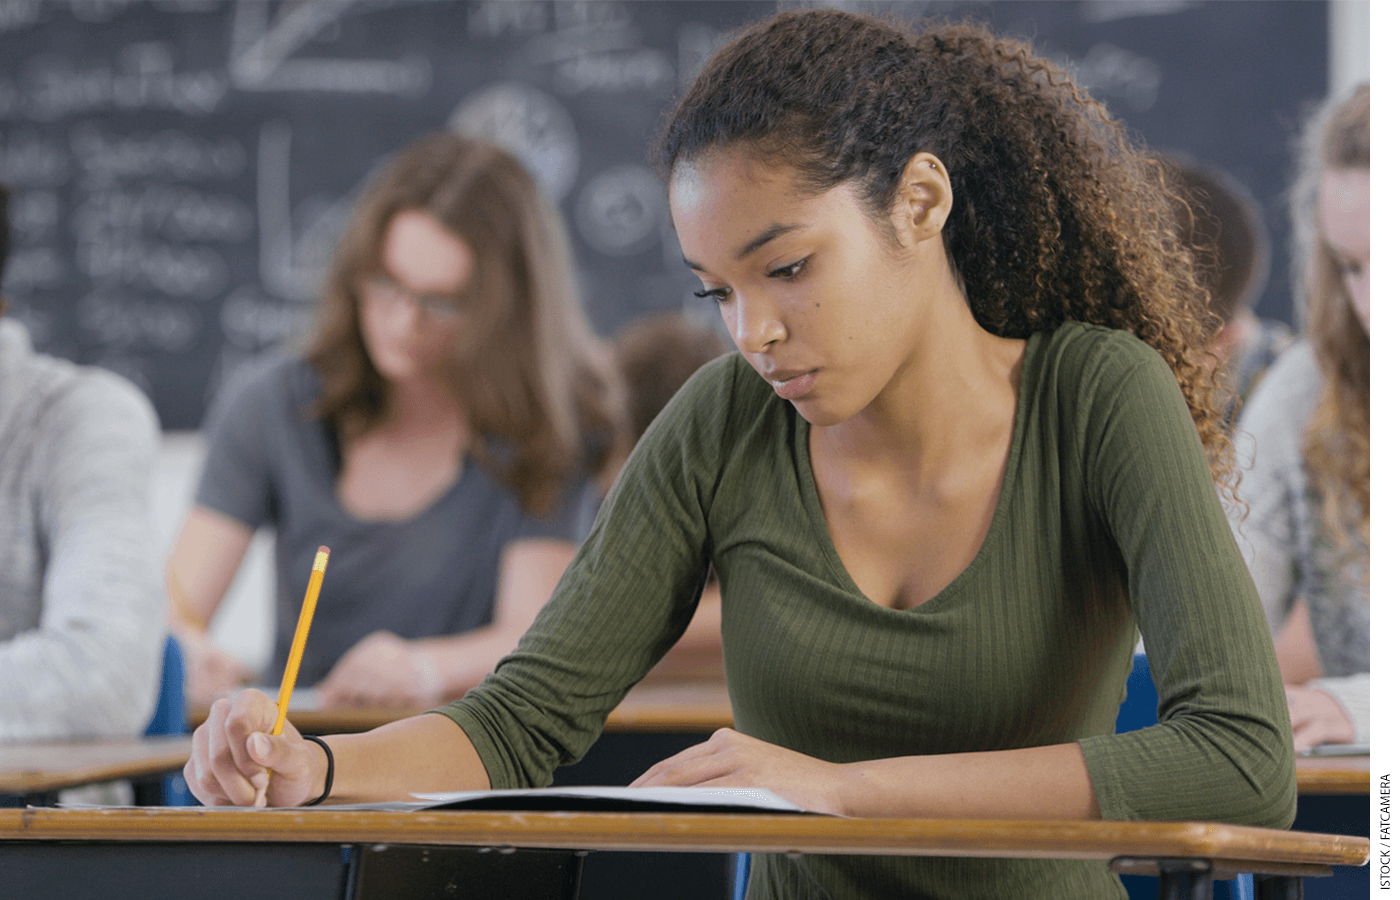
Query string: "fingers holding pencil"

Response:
xmin=186 ymin=546 xmax=332 ymax=808
xmin=185 ymin=688 xmax=326 ymax=807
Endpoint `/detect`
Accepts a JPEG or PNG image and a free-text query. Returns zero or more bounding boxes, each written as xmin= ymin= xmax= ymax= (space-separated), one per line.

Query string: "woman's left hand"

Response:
xmin=1285 ymin=684 xmax=1355 ymax=752
xmin=630 ymin=728 xmax=848 ymax=815
xmin=315 ymin=631 xmax=443 ymax=708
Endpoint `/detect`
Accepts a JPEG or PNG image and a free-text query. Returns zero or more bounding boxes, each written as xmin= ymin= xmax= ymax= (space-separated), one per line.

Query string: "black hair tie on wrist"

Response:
xmin=303 ymin=734 xmax=334 ymax=806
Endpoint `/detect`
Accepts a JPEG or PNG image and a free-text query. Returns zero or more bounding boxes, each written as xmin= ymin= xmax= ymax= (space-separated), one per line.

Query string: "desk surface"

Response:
xmin=0 ymin=806 xmax=1368 ymax=876
xmin=188 ymin=679 xmax=735 ymax=735
xmin=0 ymin=736 xmax=191 ymax=795
xmin=1 ymin=733 xmax=1365 ymax=803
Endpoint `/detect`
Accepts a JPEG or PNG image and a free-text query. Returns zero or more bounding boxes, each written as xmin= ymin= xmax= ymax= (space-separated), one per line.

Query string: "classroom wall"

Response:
xmin=1330 ymin=0 xmax=1370 ymax=94
xmin=3 ymin=0 xmax=1347 ymax=670
xmin=1 ymin=0 xmax=1332 ymax=431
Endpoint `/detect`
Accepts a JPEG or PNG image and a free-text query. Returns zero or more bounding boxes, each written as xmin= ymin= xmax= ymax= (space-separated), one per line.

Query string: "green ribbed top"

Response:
xmin=437 ymin=321 xmax=1295 ymax=899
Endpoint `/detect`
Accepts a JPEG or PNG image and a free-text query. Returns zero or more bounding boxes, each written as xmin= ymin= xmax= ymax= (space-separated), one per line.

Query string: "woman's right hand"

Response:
xmin=184 ymin=689 xmax=328 ymax=807
xmin=175 ymin=626 xmax=254 ymax=707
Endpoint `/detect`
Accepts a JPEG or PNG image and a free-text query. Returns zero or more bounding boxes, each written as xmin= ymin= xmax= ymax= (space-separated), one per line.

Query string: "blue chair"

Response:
xmin=140 ymin=634 xmax=195 ymax=805
xmin=143 ymin=634 xmax=186 ymax=739
xmin=1115 ymin=652 xmax=1158 ymax=735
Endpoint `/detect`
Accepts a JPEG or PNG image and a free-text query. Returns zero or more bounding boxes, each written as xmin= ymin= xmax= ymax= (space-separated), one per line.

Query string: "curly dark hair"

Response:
xmin=656 ymin=10 xmax=1231 ymax=485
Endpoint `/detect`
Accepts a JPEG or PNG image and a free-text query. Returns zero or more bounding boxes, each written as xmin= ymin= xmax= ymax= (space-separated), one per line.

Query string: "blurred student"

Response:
xmin=1161 ymin=155 xmax=1293 ymax=427
xmin=167 ymin=134 xmax=624 ymax=709
xmin=0 ymin=182 xmax=165 ymax=745
xmin=1233 ymin=84 xmax=1368 ymax=752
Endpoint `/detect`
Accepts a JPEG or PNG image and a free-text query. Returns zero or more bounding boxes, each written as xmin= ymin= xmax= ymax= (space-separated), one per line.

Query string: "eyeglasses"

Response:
xmin=360 ymin=275 xmax=467 ymax=323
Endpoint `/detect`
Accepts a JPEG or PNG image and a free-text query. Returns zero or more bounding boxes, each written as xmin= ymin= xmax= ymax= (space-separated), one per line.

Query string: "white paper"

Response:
xmin=410 ymin=785 xmax=808 ymax=813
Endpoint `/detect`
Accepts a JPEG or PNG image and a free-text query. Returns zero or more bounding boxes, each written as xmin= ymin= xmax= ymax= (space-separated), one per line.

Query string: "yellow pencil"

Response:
xmin=271 ymin=545 xmax=329 ymax=737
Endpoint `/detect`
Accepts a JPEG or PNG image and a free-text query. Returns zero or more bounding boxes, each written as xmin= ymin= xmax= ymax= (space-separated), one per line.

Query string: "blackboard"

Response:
xmin=0 ymin=0 xmax=1329 ymax=429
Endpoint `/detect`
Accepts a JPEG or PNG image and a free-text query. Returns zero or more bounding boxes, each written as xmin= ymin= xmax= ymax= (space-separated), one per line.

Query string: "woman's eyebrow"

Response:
xmin=684 ymin=222 xmax=803 ymax=272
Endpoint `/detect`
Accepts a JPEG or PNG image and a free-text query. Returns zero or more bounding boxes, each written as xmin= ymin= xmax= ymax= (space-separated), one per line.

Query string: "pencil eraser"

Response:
xmin=318 ymin=545 xmax=330 ymax=555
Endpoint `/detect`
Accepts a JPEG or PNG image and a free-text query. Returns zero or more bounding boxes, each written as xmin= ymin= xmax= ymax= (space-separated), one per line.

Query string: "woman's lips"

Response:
xmin=770 ymin=370 xmax=816 ymax=400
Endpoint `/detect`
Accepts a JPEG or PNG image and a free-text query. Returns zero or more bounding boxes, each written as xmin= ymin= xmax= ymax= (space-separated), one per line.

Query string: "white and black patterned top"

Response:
xmin=1233 ymin=340 xmax=1369 ymax=740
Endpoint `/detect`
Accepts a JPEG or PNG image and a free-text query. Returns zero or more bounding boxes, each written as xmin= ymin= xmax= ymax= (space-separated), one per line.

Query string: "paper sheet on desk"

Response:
xmin=409 ymin=786 xmax=812 ymax=814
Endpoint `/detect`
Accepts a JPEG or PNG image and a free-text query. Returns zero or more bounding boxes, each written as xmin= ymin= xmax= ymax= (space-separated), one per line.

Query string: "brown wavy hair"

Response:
xmin=1291 ymin=84 xmax=1369 ymax=545
xmin=655 ymin=10 xmax=1232 ymax=486
xmin=303 ymin=133 xmax=624 ymax=516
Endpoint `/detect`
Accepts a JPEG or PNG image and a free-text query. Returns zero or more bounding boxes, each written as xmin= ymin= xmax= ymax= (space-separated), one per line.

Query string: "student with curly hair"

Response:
xmin=185 ymin=12 xmax=1292 ymax=898
xmin=1233 ymin=84 xmax=1369 ymax=753
xmin=166 ymin=134 xmax=624 ymax=709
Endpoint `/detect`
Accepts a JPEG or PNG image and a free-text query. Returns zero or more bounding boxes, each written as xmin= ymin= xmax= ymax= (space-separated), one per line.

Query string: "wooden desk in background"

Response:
xmin=187 ymin=678 xmax=735 ymax=735
xmin=0 ymin=806 xmax=1369 ymax=900
xmin=0 ymin=736 xmax=191 ymax=806
xmin=1295 ymin=754 xmax=1368 ymax=795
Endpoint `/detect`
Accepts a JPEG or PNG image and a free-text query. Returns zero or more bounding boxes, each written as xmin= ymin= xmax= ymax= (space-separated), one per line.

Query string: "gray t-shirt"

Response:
xmin=195 ymin=352 xmax=588 ymax=685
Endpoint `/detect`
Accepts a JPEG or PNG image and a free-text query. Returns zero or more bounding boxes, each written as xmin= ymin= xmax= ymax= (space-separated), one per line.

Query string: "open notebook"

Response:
xmin=333 ymin=786 xmax=812 ymax=814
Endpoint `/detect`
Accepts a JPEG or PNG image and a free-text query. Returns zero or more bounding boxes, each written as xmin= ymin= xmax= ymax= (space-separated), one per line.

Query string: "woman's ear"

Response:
xmin=897 ymin=152 xmax=953 ymax=244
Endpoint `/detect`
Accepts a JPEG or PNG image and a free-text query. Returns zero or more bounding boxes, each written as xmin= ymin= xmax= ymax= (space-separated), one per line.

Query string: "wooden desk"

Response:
xmin=0 ymin=806 xmax=1368 ymax=900
xmin=1295 ymin=754 xmax=1368 ymax=795
xmin=0 ymin=736 xmax=191 ymax=805
xmin=187 ymin=679 xmax=735 ymax=735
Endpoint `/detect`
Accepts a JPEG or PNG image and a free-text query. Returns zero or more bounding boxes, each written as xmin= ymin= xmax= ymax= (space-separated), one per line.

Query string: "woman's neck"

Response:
xmin=819 ymin=299 xmax=1025 ymax=485
xmin=376 ymin=375 xmax=468 ymax=443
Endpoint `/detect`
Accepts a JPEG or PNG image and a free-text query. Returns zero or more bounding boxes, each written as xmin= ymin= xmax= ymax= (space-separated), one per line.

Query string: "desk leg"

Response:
xmin=1156 ymin=860 xmax=1213 ymax=900
xmin=1253 ymin=874 xmax=1304 ymax=900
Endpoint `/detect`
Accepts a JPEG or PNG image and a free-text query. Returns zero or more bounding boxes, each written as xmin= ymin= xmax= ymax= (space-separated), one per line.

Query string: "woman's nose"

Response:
xmin=731 ymin=294 xmax=785 ymax=354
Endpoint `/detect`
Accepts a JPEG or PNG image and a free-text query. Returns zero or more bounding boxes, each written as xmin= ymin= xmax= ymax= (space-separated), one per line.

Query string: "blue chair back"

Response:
xmin=732 ymin=850 xmax=750 ymax=900
xmin=144 ymin=635 xmax=195 ymax=805
xmin=144 ymin=635 xmax=186 ymax=738
xmin=1115 ymin=652 xmax=1158 ymax=734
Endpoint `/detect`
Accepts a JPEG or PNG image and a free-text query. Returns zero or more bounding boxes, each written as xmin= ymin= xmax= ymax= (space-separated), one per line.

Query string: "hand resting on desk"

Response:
xmin=1285 ymin=684 xmax=1355 ymax=753
xmin=316 ymin=631 xmax=444 ymax=708
xmin=175 ymin=624 xmax=254 ymax=707
xmin=631 ymin=728 xmax=847 ymax=816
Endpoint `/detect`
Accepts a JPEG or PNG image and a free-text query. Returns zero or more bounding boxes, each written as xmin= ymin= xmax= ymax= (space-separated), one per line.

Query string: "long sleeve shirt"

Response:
xmin=0 ymin=319 xmax=165 ymax=741
xmin=438 ymin=321 xmax=1295 ymax=899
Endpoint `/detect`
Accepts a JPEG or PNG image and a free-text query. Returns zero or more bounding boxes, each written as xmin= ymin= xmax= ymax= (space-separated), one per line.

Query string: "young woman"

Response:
xmin=186 ymin=13 xmax=1293 ymax=898
xmin=1233 ymin=84 xmax=1369 ymax=752
xmin=167 ymin=133 xmax=624 ymax=708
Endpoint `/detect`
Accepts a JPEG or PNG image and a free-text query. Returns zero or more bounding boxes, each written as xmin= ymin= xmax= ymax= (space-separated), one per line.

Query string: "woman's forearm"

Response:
xmin=323 ymin=712 xmax=489 ymax=803
xmin=838 ymin=742 xmax=1099 ymax=820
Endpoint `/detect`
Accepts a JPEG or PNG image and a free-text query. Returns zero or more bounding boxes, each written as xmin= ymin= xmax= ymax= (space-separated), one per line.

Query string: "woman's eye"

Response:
xmin=769 ymin=258 xmax=807 ymax=280
xmin=693 ymin=286 xmax=731 ymax=303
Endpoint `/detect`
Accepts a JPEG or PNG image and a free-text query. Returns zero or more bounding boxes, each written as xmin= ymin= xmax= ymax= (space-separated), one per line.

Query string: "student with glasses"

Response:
xmin=166 ymin=134 xmax=625 ymax=710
